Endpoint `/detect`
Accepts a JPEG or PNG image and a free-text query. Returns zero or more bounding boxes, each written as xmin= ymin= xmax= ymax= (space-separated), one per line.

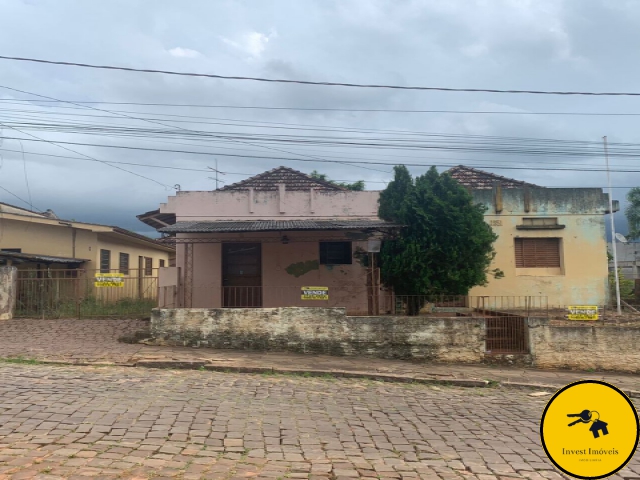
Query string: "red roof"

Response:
xmin=219 ymin=166 xmax=345 ymax=192
xmin=447 ymin=165 xmax=540 ymax=189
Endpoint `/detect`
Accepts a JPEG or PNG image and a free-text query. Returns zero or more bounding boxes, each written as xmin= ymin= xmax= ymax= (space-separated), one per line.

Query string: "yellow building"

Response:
xmin=448 ymin=166 xmax=617 ymax=308
xmin=0 ymin=202 xmax=174 ymax=273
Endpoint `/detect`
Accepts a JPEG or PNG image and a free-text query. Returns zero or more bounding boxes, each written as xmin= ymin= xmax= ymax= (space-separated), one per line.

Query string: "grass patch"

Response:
xmin=16 ymin=296 xmax=156 ymax=319
xmin=0 ymin=356 xmax=42 ymax=365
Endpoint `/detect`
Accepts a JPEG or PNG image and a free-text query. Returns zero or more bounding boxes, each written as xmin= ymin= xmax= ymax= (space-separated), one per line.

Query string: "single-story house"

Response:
xmin=0 ymin=202 xmax=175 ymax=274
xmin=140 ymin=165 xmax=616 ymax=312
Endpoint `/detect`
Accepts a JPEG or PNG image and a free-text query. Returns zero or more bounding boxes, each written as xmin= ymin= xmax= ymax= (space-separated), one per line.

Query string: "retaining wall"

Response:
xmin=529 ymin=318 xmax=640 ymax=373
xmin=150 ymin=307 xmax=640 ymax=372
xmin=150 ymin=307 xmax=486 ymax=363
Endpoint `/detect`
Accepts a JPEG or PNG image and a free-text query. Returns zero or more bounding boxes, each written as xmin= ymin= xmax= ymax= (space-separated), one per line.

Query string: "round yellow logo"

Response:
xmin=540 ymin=380 xmax=639 ymax=479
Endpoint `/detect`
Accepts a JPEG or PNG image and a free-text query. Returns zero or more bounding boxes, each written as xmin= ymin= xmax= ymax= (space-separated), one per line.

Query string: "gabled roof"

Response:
xmin=0 ymin=202 xmax=173 ymax=251
xmin=447 ymin=165 xmax=540 ymax=189
xmin=136 ymin=209 xmax=177 ymax=230
xmin=219 ymin=166 xmax=346 ymax=192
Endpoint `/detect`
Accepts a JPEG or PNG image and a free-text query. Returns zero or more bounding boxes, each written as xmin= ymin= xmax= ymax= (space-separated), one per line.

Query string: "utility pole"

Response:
xmin=604 ymin=136 xmax=621 ymax=315
xmin=208 ymin=161 xmax=224 ymax=190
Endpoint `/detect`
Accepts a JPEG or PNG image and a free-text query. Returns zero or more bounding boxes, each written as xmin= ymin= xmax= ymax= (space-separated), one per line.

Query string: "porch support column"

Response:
xmin=278 ymin=183 xmax=286 ymax=214
xmin=184 ymin=243 xmax=194 ymax=308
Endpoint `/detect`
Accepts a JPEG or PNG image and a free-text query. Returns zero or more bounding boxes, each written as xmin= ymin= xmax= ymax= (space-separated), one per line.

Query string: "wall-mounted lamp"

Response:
xmin=281 ymin=235 xmax=289 ymax=244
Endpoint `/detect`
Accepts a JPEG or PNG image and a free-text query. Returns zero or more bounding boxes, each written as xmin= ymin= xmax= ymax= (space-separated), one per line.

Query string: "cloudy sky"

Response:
xmin=1 ymin=0 xmax=639 ymax=236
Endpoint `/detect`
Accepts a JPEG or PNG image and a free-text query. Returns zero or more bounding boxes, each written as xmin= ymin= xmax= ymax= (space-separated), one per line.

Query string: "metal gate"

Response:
xmin=485 ymin=314 xmax=529 ymax=354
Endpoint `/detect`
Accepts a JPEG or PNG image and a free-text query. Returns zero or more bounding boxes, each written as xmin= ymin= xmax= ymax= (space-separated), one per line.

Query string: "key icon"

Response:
xmin=566 ymin=410 xmax=609 ymax=438
xmin=567 ymin=409 xmax=592 ymax=426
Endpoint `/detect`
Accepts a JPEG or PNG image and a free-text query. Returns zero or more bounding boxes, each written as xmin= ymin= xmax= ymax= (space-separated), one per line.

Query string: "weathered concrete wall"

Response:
xmin=161 ymin=189 xmax=380 ymax=221
xmin=150 ymin=307 xmax=486 ymax=362
xmin=469 ymin=187 xmax=610 ymax=306
xmin=0 ymin=266 xmax=17 ymax=320
xmin=528 ymin=318 xmax=640 ymax=373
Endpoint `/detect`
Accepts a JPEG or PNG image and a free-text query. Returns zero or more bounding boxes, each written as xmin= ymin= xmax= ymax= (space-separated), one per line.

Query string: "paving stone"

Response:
xmin=0 ymin=332 xmax=638 ymax=479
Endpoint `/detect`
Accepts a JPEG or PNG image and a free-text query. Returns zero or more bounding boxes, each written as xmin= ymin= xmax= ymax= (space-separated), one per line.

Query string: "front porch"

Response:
xmin=158 ymin=224 xmax=392 ymax=315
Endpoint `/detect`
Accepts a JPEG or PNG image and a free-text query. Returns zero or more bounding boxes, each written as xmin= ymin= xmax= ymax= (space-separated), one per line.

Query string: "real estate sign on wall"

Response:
xmin=301 ymin=286 xmax=329 ymax=300
xmin=566 ymin=305 xmax=599 ymax=320
xmin=94 ymin=273 xmax=125 ymax=287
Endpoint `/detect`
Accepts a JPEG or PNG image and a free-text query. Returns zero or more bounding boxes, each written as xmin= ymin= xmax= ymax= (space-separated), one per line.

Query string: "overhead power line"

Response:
xmin=0 ymin=123 xmax=171 ymax=189
xmin=6 ymin=99 xmax=640 ymax=116
xmin=0 ymin=147 xmax=212 ymax=172
xmin=0 ymin=85 xmax=388 ymax=175
xmin=7 ymin=135 xmax=640 ymax=173
xmin=0 ymin=183 xmax=41 ymax=210
xmin=3 ymin=55 xmax=640 ymax=96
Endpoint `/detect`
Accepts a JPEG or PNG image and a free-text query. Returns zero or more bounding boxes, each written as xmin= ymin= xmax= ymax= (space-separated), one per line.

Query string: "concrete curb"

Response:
xmin=3 ymin=357 xmax=638 ymax=394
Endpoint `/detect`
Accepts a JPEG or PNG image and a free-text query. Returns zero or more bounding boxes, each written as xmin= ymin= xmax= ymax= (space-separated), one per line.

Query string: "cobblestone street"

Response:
xmin=1 ymin=364 xmax=638 ymax=480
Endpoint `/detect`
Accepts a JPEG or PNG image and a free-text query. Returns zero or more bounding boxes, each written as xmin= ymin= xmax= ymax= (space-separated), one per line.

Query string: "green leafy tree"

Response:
xmin=609 ymin=268 xmax=635 ymax=301
xmin=309 ymin=170 xmax=365 ymax=191
xmin=378 ymin=166 xmax=500 ymax=314
xmin=626 ymin=187 xmax=640 ymax=239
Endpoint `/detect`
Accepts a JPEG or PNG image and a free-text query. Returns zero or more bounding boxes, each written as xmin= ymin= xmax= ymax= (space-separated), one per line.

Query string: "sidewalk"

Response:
xmin=2 ymin=318 xmax=639 ymax=394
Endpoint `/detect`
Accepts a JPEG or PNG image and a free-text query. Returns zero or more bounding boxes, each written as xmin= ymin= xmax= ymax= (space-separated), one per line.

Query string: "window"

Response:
xmin=144 ymin=257 xmax=153 ymax=275
xmin=319 ymin=241 xmax=352 ymax=265
xmin=159 ymin=259 xmax=165 ymax=268
xmin=515 ymin=238 xmax=561 ymax=268
xmin=119 ymin=253 xmax=130 ymax=275
xmin=1 ymin=248 xmax=21 ymax=253
xmin=100 ymin=249 xmax=111 ymax=273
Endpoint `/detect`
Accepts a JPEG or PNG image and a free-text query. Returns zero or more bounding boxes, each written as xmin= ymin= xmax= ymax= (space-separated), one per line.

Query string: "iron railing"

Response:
xmin=15 ymin=268 xmax=158 ymax=318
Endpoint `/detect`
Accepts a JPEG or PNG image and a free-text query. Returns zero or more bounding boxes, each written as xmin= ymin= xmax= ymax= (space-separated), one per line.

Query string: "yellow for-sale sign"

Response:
xmin=301 ymin=286 xmax=329 ymax=300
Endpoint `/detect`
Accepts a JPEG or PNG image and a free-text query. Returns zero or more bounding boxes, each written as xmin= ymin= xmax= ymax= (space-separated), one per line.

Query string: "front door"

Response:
xmin=222 ymin=243 xmax=262 ymax=307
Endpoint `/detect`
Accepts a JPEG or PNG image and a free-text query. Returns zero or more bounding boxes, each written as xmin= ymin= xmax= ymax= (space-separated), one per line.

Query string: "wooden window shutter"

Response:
xmin=119 ymin=253 xmax=130 ymax=275
xmin=144 ymin=257 xmax=153 ymax=275
xmin=100 ymin=249 xmax=111 ymax=273
xmin=515 ymin=238 xmax=561 ymax=268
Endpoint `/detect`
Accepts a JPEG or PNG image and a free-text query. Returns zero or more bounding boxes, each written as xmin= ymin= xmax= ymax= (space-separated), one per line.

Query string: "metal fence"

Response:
xmin=15 ymin=268 xmax=158 ymax=318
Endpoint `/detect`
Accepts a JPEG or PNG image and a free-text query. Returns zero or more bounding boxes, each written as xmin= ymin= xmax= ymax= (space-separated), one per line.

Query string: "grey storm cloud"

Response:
xmin=0 ymin=0 xmax=638 ymax=235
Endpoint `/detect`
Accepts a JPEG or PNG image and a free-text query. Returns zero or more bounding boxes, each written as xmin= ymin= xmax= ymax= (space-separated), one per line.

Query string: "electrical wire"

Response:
xmin=6 ymin=135 xmax=640 ymax=173
xmin=0 ymin=85 xmax=389 ymax=175
xmin=0 ymin=123 xmax=172 ymax=189
xmin=0 ymin=147 xmax=212 ymax=172
xmin=0 ymin=183 xmax=40 ymax=210
xmin=2 ymin=55 xmax=640 ymax=96
xmin=7 ymin=98 xmax=640 ymax=116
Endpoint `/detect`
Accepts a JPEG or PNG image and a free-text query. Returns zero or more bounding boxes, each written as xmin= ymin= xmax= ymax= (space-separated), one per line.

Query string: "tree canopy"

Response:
xmin=626 ymin=187 xmax=640 ymax=239
xmin=378 ymin=165 xmax=499 ymax=301
xmin=309 ymin=170 xmax=365 ymax=191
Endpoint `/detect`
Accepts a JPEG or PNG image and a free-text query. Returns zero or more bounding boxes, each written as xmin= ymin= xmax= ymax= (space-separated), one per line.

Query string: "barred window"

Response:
xmin=119 ymin=253 xmax=129 ymax=275
xmin=319 ymin=242 xmax=352 ymax=265
xmin=515 ymin=238 xmax=561 ymax=268
xmin=159 ymin=259 xmax=165 ymax=268
xmin=100 ymin=249 xmax=111 ymax=273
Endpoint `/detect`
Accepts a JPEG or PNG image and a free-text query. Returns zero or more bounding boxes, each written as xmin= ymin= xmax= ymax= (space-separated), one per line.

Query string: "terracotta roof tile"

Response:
xmin=219 ymin=166 xmax=345 ymax=191
xmin=447 ymin=165 xmax=540 ymax=189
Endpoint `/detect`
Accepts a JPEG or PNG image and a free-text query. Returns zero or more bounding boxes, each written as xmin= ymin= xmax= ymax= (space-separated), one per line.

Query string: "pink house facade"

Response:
xmin=139 ymin=167 xmax=399 ymax=315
